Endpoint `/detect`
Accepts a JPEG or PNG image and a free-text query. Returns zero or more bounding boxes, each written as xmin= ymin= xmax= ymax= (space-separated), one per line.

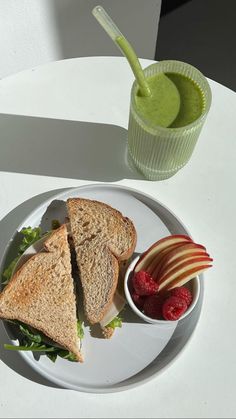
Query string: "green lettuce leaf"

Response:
xmin=2 ymin=257 xmax=20 ymax=284
xmin=106 ymin=316 xmax=122 ymax=330
xmin=77 ymin=320 xmax=84 ymax=339
xmin=2 ymin=226 xmax=43 ymax=284
xmin=2 ymin=223 xmax=62 ymax=285
xmin=18 ymin=227 xmax=42 ymax=254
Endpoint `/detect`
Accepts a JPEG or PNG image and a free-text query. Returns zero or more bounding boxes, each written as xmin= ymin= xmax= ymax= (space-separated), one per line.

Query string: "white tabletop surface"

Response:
xmin=0 ymin=56 xmax=235 ymax=418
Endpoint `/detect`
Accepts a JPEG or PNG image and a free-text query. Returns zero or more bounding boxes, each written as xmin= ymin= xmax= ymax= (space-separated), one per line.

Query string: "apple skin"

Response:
xmin=158 ymin=257 xmax=213 ymax=291
xmin=134 ymin=235 xmax=213 ymax=293
xmin=156 ymin=242 xmax=208 ymax=279
xmin=160 ymin=264 xmax=212 ymax=291
xmin=157 ymin=252 xmax=208 ymax=279
xmin=134 ymin=235 xmax=192 ymax=273
xmin=147 ymin=242 xmax=189 ymax=276
xmin=159 ymin=256 xmax=212 ymax=284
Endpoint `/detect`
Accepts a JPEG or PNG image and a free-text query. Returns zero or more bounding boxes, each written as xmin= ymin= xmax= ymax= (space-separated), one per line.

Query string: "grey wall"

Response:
xmin=0 ymin=0 xmax=161 ymax=78
xmin=53 ymin=0 xmax=162 ymax=60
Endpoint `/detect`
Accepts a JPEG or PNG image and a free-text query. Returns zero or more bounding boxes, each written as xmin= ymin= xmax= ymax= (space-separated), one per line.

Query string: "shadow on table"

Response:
xmin=0 ymin=114 xmax=143 ymax=181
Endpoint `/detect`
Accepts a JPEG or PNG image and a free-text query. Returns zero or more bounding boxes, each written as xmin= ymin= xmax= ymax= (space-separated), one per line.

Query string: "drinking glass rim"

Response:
xmin=130 ymin=60 xmax=212 ymax=133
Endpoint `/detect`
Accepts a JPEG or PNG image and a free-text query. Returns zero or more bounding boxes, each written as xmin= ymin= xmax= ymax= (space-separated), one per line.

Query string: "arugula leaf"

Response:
xmin=46 ymin=352 xmax=58 ymax=363
xmin=47 ymin=348 xmax=78 ymax=363
xmin=57 ymin=350 xmax=78 ymax=362
xmin=19 ymin=324 xmax=42 ymax=343
xmin=4 ymin=319 xmax=82 ymax=363
xmin=4 ymin=342 xmax=56 ymax=352
xmin=2 ymin=226 xmax=42 ymax=285
xmin=106 ymin=316 xmax=122 ymax=330
xmin=77 ymin=320 xmax=84 ymax=339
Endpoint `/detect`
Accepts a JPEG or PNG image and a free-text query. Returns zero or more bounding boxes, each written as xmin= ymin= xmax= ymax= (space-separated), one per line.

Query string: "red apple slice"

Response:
xmin=149 ymin=242 xmax=196 ymax=279
xmin=160 ymin=264 xmax=212 ymax=292
xmin=159 ymin=242 xmax=206 ymax=272
xmin=157 ymin=252 xmax=208 ymax=279
xmin=134 ymin=235 xmax=192 ymax=273
xmin=158 ymin=257 xmax=213 ymax=291
xmin=156 ymin=242 xmax=208 ymax=278
xmin=147 ymin=242 xmax=189 ymax=275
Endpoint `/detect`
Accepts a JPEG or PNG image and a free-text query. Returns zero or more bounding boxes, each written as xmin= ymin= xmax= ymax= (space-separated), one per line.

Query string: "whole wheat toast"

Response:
xmin=0 ymin=225 xmax=83 ymax=362
xmin=67 ymin=198 xmax=137 ymax=325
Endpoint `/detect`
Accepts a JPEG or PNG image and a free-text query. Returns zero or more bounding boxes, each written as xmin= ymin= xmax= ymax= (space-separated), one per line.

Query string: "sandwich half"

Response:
xmin=0 ymin=225 xmax=83 ymax=362
xmin=67 ymin=198 xmax=137 ymax=336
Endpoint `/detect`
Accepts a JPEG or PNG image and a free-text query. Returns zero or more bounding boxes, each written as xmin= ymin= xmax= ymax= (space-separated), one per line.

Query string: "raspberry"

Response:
xmin=162 ymin=296 xmax=187 ymax=321
xmin=132 ymin=271 xmax=159 ymax=296
xmin=170 ymin=287 xmax=192 ymax=307
xmin=143 ymin=295 xmax=165 ymax=319
xmin=131 ymin=292 xmax=145 ymax=309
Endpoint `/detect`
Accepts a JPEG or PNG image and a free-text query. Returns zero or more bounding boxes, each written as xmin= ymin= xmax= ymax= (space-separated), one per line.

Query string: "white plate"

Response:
xmin=0 ymin=184 xmax=203 ymax=393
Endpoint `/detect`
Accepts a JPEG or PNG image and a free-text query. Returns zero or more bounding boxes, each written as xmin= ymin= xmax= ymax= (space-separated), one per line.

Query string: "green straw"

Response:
xmin=92 ymin=5 xmax=151 ymax=97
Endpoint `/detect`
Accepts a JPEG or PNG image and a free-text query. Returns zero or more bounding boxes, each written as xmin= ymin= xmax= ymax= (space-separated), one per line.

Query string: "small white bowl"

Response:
xmin=124 ymin=255 xmax=200 ymax=324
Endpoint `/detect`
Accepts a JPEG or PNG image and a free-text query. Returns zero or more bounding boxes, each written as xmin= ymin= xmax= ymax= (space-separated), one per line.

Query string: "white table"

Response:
xmin=0 ymin=57 xmax=235 ymax=418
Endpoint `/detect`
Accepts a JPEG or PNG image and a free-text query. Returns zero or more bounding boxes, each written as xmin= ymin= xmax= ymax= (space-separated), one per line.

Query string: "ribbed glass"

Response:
xmin=127 ymin=60 xmax=212 ymax=180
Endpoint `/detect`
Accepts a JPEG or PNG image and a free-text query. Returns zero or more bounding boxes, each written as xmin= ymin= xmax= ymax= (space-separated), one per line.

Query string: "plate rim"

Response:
xmin=0 ymin=183 xmax=203 ymax=393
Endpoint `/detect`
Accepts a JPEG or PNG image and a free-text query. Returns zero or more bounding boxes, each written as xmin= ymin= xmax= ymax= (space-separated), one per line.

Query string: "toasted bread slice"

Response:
xmin=0 ymin=225 xmax=83 ymax=362
xmin=67 ymin=198 xmax=137 ymax=325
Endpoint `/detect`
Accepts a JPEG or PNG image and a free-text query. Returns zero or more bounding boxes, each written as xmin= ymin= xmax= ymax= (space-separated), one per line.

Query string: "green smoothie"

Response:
xmin=116 ymin=35 xmax=204 ymax=129
xmin=92 ymin=6 xmax=211 ymax=180
xmin=135 ymin=72 xmax=205 ymax=128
